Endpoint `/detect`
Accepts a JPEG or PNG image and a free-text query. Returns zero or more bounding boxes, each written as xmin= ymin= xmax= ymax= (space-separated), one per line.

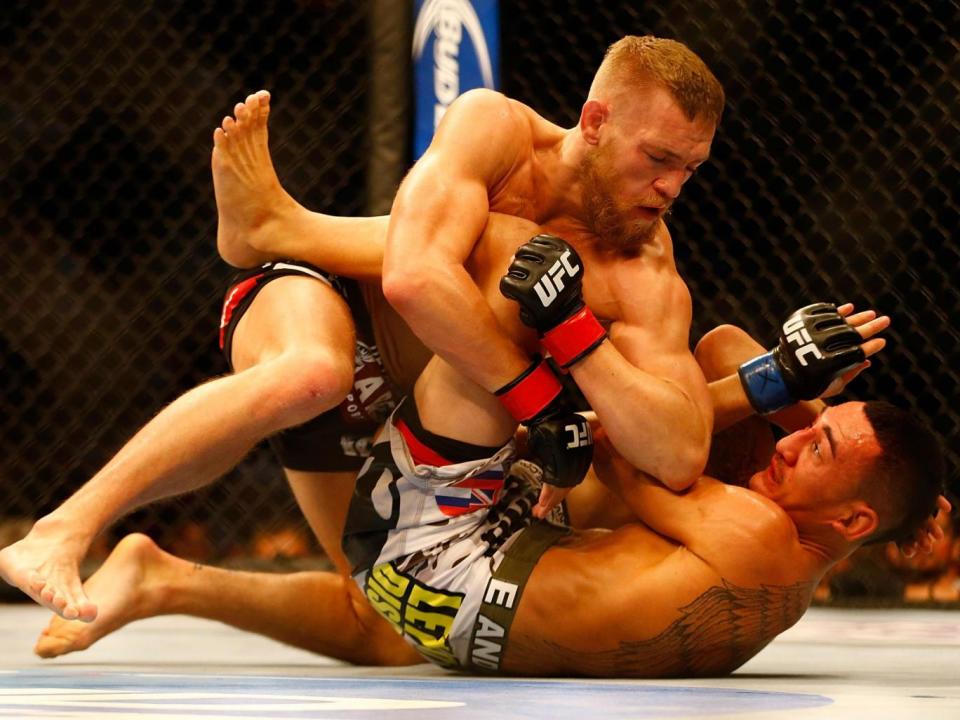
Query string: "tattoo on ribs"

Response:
xmin=510 ymin=579 xmax=811 ymax=677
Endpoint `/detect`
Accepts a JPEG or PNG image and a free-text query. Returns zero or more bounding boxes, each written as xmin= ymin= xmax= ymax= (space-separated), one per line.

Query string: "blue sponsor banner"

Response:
xmin=412 ymin=0 xmax=500 ymax=159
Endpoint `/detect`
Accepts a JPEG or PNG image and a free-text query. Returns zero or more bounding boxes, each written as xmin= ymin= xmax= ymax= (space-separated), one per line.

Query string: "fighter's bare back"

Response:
xmin=502 ymin=436 xmax=817 ymax=677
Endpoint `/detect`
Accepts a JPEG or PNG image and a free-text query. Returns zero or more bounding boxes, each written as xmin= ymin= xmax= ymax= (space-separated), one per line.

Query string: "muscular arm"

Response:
xmin=381 ymin=90 xmax=532 ymax=391
xmin=571 ymin=273 xmax=712 ymax=491
xmin=591 ymin=434 xmax=793 ymax=580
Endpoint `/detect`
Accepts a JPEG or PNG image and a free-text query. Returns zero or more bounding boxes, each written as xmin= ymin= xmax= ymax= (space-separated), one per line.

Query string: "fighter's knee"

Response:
xmin=345 ymin=583 xmax=421 ymax=666
xmin=694 ymin=324 xmax=757 ymax=380
xmin=289 ymin=347 xmax=355 ymax=405
xmin=264 ymin=348 xmax=355 ymax=421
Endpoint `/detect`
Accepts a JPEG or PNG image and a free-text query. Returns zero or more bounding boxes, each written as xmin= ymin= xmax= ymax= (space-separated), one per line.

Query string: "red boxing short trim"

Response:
xmin=494 ymin=358 xmax=563 ymax=423
xmin=395 ymin=419 xmax=455 ymax=466
xmin=219 ymin=275 xmax=263 ymax=350
xmin=541 ymin=307 xmax=607 ymax=369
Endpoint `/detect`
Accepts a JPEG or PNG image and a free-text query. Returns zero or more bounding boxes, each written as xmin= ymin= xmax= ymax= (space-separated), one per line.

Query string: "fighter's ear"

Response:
xmin=579 ymin=100 xmax=607 ymax=144
xmin=831 ymin=502 xmax=880 ymax=543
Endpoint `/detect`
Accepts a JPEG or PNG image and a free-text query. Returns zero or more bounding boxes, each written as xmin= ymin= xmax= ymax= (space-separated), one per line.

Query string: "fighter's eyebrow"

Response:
xmin=646 ymin=145 xmax=709 ymax=166
xmin=822 ymin=422 xmax=837 ymax=459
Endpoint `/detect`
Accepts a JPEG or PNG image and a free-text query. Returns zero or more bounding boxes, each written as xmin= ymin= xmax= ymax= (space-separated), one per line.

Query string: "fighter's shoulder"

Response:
xmin=446 ymin=89 xmax=530 ymax=136
xmin=699 ymin=483 xmax=801 ymax=579
xmin=723 ymin=485 xmax=797 ymax=543
xmin=436 ymin=90 xmax=532 ymax=174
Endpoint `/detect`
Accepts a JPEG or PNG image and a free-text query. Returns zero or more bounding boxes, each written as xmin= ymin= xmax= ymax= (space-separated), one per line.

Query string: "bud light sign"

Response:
xmin=412 ymin=0 xmax=500 ymax=159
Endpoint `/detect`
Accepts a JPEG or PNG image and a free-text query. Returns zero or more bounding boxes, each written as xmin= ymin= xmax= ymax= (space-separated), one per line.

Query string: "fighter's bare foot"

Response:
xmin=34 ymin=533 xmax=173 ymax=659
xmin=212 ymin=90 xmax=297 ymax=263
xmin=0 ymin=517 xmax=96 ymax=622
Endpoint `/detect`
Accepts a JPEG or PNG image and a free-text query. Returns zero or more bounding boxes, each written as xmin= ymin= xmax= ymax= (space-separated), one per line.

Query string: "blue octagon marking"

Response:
xmin=0 ymin=670 xmax=832 ymax=718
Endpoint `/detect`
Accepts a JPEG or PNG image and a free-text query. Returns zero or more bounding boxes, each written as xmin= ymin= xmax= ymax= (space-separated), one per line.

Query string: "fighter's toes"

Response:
xmin=234 ymin=101 xmax=249 ymax=124
xmin=39 ymin=585 xmax=57 ymax=606
xmin=27 ymin=571 xmax=47 ymax=594
xmin=76 ymin=601 xmax=98 ymax=623
xmin=257 ymin=91 xmax=271 ymax=120
xmin=35 ymin=626 xmax=90 ymax=659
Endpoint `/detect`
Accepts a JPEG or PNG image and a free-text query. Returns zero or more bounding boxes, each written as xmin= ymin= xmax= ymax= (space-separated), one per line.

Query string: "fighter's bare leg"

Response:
xmin=34 ymin=465 xmax=399 ymax=661
xmin=31 ymin=272 xmax=389 ymax=658
xmin=35 ymin=534 xmax=418 ymax=665
xmin=1 ymin=276 xmax=357 ymax=622
xmin=212 ymin=90 xmax=388 ymax=276
xmin=286 ymin=469 xmax=355 ymax=577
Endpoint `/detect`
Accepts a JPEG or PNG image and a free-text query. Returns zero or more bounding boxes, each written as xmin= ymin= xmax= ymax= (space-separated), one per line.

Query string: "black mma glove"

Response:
xmin=494 ymin=355 xmax=593 ymax=489
xmin=738 ymin=303 xmax=866 ymax=415
xmin=525 ymin=408 xmax=593 ymax=490
xmin=499 ymin=234 xmax=607 ymax=369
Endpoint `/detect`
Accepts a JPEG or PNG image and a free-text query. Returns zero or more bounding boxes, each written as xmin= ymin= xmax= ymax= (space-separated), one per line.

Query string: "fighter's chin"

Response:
xmin=748 ymin=467 xmax=778 ymax=498
xmin=599 ymin=218 xmax=660 ymax=254
xmin=747 ymin=471 xmax=768 ymax=495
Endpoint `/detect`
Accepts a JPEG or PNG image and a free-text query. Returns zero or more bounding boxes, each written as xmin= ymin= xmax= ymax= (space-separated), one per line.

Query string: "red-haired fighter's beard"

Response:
xmin=580 ymin=148 xmax=667 ymax=255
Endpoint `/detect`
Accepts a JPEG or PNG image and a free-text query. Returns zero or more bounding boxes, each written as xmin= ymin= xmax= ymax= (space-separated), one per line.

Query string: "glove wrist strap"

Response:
xmin=541 ymin=307 xmax=607 ymax=369
xmin=495 ymin=356 xmax=563 ymax=423
xmin=738 ymin=351 xmax=794 ymax=415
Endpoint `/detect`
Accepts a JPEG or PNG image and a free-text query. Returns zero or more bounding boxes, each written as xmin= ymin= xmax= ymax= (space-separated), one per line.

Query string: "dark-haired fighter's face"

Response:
xmin=748 ymin=402 xmax=882 ymax=524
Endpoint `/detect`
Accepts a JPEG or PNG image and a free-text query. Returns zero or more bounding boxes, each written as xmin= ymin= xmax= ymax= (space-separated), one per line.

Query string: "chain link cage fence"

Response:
xmin=1 ymin=0 xmax=374 ymax=570
xmin=2 ymin=1 xmax=958 ymax=605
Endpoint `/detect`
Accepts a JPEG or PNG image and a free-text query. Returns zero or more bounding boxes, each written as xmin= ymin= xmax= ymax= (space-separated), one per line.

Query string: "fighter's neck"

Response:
xmin=528 ymin=128 xmax=590 ymax=228
xmin=795 ymin=530 xmax=854 ymax=578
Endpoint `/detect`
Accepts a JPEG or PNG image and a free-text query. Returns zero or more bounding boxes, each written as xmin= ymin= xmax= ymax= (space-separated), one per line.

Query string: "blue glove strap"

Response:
xmin=738 ymin=352 xmax=794 ymax=415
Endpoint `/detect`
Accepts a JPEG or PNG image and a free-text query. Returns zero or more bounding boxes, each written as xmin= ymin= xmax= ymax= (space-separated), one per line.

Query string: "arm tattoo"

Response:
xmin=508 ymin=579 xmax=812 ymax=677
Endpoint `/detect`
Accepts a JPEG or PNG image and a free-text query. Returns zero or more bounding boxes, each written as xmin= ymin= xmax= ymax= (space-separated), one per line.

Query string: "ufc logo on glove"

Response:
xmin=565 ymin=419 xmax=592 ymax=449
xmin=534 ymin=251 xmax=581 ymax=307
xmin=739 ymin=303 xmax=866 ymax=415
xmin=783 ymin=315 xmax=824 ymax=367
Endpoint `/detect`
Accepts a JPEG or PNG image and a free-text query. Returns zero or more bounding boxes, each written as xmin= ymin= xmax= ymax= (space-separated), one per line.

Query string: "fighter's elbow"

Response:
xmin=658 ymin=441 xmax=709 ymax=492
xmin=382 ymin=262 xmax=433 ymax=315
xmin=659 ymin=467 xmax=700 ymax=493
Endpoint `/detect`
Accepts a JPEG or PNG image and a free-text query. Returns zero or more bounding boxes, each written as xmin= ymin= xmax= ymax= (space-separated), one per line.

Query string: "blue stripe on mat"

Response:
xmin=0 ymin=669 xmax=832 ymax=718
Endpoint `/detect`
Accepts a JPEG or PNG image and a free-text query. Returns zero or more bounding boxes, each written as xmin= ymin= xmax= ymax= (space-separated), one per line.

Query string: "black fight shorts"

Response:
xmin=219 ymin=260 xmax=398 ymax=472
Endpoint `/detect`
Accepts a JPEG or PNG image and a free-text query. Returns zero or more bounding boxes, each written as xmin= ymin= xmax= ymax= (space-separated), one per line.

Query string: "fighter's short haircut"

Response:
xmin=591 ymin=35 xmax=726 ymax=127
xmin=861 ymin=401 xmax=945 ymax=545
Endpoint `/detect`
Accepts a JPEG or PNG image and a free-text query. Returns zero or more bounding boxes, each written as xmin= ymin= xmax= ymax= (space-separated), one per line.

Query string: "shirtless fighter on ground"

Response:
xmin=28 ymin=320 xmax=944 ymax=677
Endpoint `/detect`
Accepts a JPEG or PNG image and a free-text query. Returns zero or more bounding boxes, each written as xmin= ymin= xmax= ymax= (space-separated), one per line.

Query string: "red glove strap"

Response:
xmin=495 ymin=359 xmax=563 ymax=422
xmin=541 ymin=307 xmax=607 ymax=368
